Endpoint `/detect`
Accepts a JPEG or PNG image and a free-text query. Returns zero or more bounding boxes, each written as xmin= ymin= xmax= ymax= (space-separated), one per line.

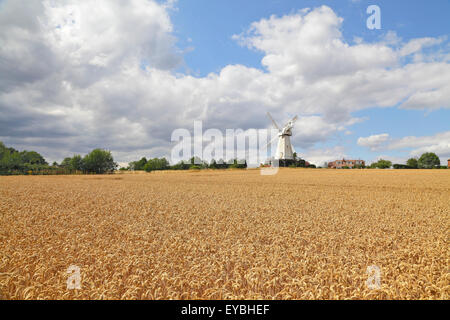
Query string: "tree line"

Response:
xmin=0 ymin=141 xmax=117 ymax=175
xmin=370 ymin=152 xmax=446 ymax=169
xmin=323 ymin=152 xmax=445 ymax=169
xmin=126 ymin=152 xmax=319 ymax=172
xmin=287 ymin=153 xmax=316 ymax=168
xmin=334 ymin=153 xmax=446 ymax=169
xmin=126 ymin=156 xmax=248 ymax=172
xmin=2 ymin=140 xmax=446 ymax=175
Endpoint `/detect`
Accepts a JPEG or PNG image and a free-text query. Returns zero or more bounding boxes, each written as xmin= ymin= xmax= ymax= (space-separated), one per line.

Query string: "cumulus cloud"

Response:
xmin=233 ymin=8 xmax=449 ymax=117
xmin=369 ymin=155 xmax=407 ymax=166
xmin=0 ymin=0 xmax=182 ymax=161
xmin=357 ymin=133 xmax=390 ymax=150
xmin=234 ymin=6 xmax=396 ymax=80
xmin=359 ymin=131 xmax=450 ymax=161
xmin=399 ymin=36 xmax=446 ymax=57
xmin=388 ymin=131 xmax=450 ymax=159
xmin=301 ymin=146 xmax=347 ymax=166
xmin=0 ymin=2 xmax=449 ymax=163
xmin=401 ymin=86 xmax=450 ymax=110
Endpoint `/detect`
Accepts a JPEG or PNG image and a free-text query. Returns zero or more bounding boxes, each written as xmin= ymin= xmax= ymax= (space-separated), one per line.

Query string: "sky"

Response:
xmin=0 ymin=0 xmax=449 ymax=166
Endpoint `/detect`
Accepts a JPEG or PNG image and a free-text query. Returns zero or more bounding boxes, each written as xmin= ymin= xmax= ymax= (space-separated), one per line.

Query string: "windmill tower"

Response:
xmin=267 ymin=112 xmax=298 ymax=161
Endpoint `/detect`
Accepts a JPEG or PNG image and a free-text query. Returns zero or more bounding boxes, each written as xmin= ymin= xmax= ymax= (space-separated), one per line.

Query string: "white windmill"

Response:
xmin=266 ymin=112 xmax=298 ymax=161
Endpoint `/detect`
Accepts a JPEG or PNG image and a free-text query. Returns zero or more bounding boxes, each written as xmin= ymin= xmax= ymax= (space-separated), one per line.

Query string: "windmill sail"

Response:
xmin=275 ymin=134 xmax=294 ymax=160
xmin=266 ymin=112 xmax=280 ymax=130
xmin=265 ymin=113 xmax=298 ymax=160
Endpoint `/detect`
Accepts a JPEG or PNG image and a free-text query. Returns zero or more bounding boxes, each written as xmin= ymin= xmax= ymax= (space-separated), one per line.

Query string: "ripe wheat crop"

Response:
xmin=0 ymin=169 xmax=449 ymax=299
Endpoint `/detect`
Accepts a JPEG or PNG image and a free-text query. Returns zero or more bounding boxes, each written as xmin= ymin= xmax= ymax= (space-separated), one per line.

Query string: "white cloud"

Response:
xmin=369 ymin=155 xmax=406 ymax=166
xmin=399 ymin=36 xmax=446 ymax=56
xmin=301 ymin=146 xmax=347 ymax=166
xmin=42 ymin=0 xmax=181 ymax=71
xmin=234 ymin=6 xmax=397 ymax=80
xmin=357 ymin=133 xmax=390 ymax=150
xmin=411 ymin=142 xmax=450 ymax=159
xmin=359 ymin=131 xmax=450 ymax=161
xmin=388 ymin=131 xmax=450 ymax=159
xmin=0 ymin=3 xmax=449 ymax=163
xmin=401 ymin=85 xmax=450 ymax=110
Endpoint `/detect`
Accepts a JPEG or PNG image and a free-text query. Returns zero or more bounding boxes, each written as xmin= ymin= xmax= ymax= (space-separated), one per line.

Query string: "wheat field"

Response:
xmin=0 ymin=169 xmax=449 ymax=299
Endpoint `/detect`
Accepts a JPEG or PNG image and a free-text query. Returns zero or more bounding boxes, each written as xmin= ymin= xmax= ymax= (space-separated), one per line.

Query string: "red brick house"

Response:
xmin=328 ymin=159 xmax=365 ymax=169
xmin=448 ymin=159 xmax=450 ymax=168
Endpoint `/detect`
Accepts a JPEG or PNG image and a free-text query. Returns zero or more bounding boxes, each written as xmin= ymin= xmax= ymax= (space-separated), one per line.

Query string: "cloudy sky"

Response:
xmin=1 ymin=0 xmax=449 ymax=166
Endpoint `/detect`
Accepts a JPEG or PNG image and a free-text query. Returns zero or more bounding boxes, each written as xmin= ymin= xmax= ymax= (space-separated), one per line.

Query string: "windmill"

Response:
xmin=266 ymin=112 xmax=298 ymax=161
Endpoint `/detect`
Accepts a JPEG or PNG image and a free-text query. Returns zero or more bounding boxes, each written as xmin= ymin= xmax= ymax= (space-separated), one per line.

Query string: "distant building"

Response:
xmin=328 ymin=159 xmax=365 ymax=169
xmin=448 ymin=159 xmax=450 ymax=168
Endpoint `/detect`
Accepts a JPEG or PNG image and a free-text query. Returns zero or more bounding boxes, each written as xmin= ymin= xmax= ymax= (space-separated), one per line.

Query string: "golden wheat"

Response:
xmin=0 ymin=169 xmax=449 ymax=299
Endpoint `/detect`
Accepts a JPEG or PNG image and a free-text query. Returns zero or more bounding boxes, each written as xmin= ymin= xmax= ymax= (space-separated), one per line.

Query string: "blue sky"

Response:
xmin=171 ymin=0 xmax=449 ymax=75
xmin=0 ymin=0 xmax=449 ymax=165
xmin=170 ymin=0 xmax=450 ymax=164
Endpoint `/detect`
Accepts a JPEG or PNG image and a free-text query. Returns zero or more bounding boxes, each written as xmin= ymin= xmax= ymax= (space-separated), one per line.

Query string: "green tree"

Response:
xmin=59 ymin=155 xmax=83 ymax=173
xmin=19 ymin=150 xmax=47 ymax=165
xmin=406 ymin=158 xmax=418 ymax=168
xmin=60 ymin=157 xmax=72 ymax=169
xmin=70 ymin=155 xmax=84 ymax=171
xmin=216 ymin=159 xmax=228 ymax=169
xmin=189 ymin=156 xmax=204 ymax=166
xmin=296 ymin=159 xmax=306 ymax=167
xmin=229 ymin=159 xmax=247 ymax=169
xmin=0 ymin=142 xmax=18 ymax=158
xmin=129 ymin=157 xmax=147 ymax=171
xmin=0 ymin=141 xmax=8 ymax=159
xmin=1 ymin=142 xmax=46 ymax=174
xmin=371 ymin=159 xmax=392 ymax=169
xmin=418 ymin=152 xmax=440 ymax=169
xmin=210 ymin=159 xmax=218 ymax=169
xmin=171 ymin=160 xmax=190 ymax=170
xmin=0 ymin=150 xmax=23 ymax=172
xmin=393 ymin=164 xmax=410 ymax=169
xmin=144 ymin=158 xmax=169 ymax=172
xmin=82 ymin=149 xmax=117 ymax=174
